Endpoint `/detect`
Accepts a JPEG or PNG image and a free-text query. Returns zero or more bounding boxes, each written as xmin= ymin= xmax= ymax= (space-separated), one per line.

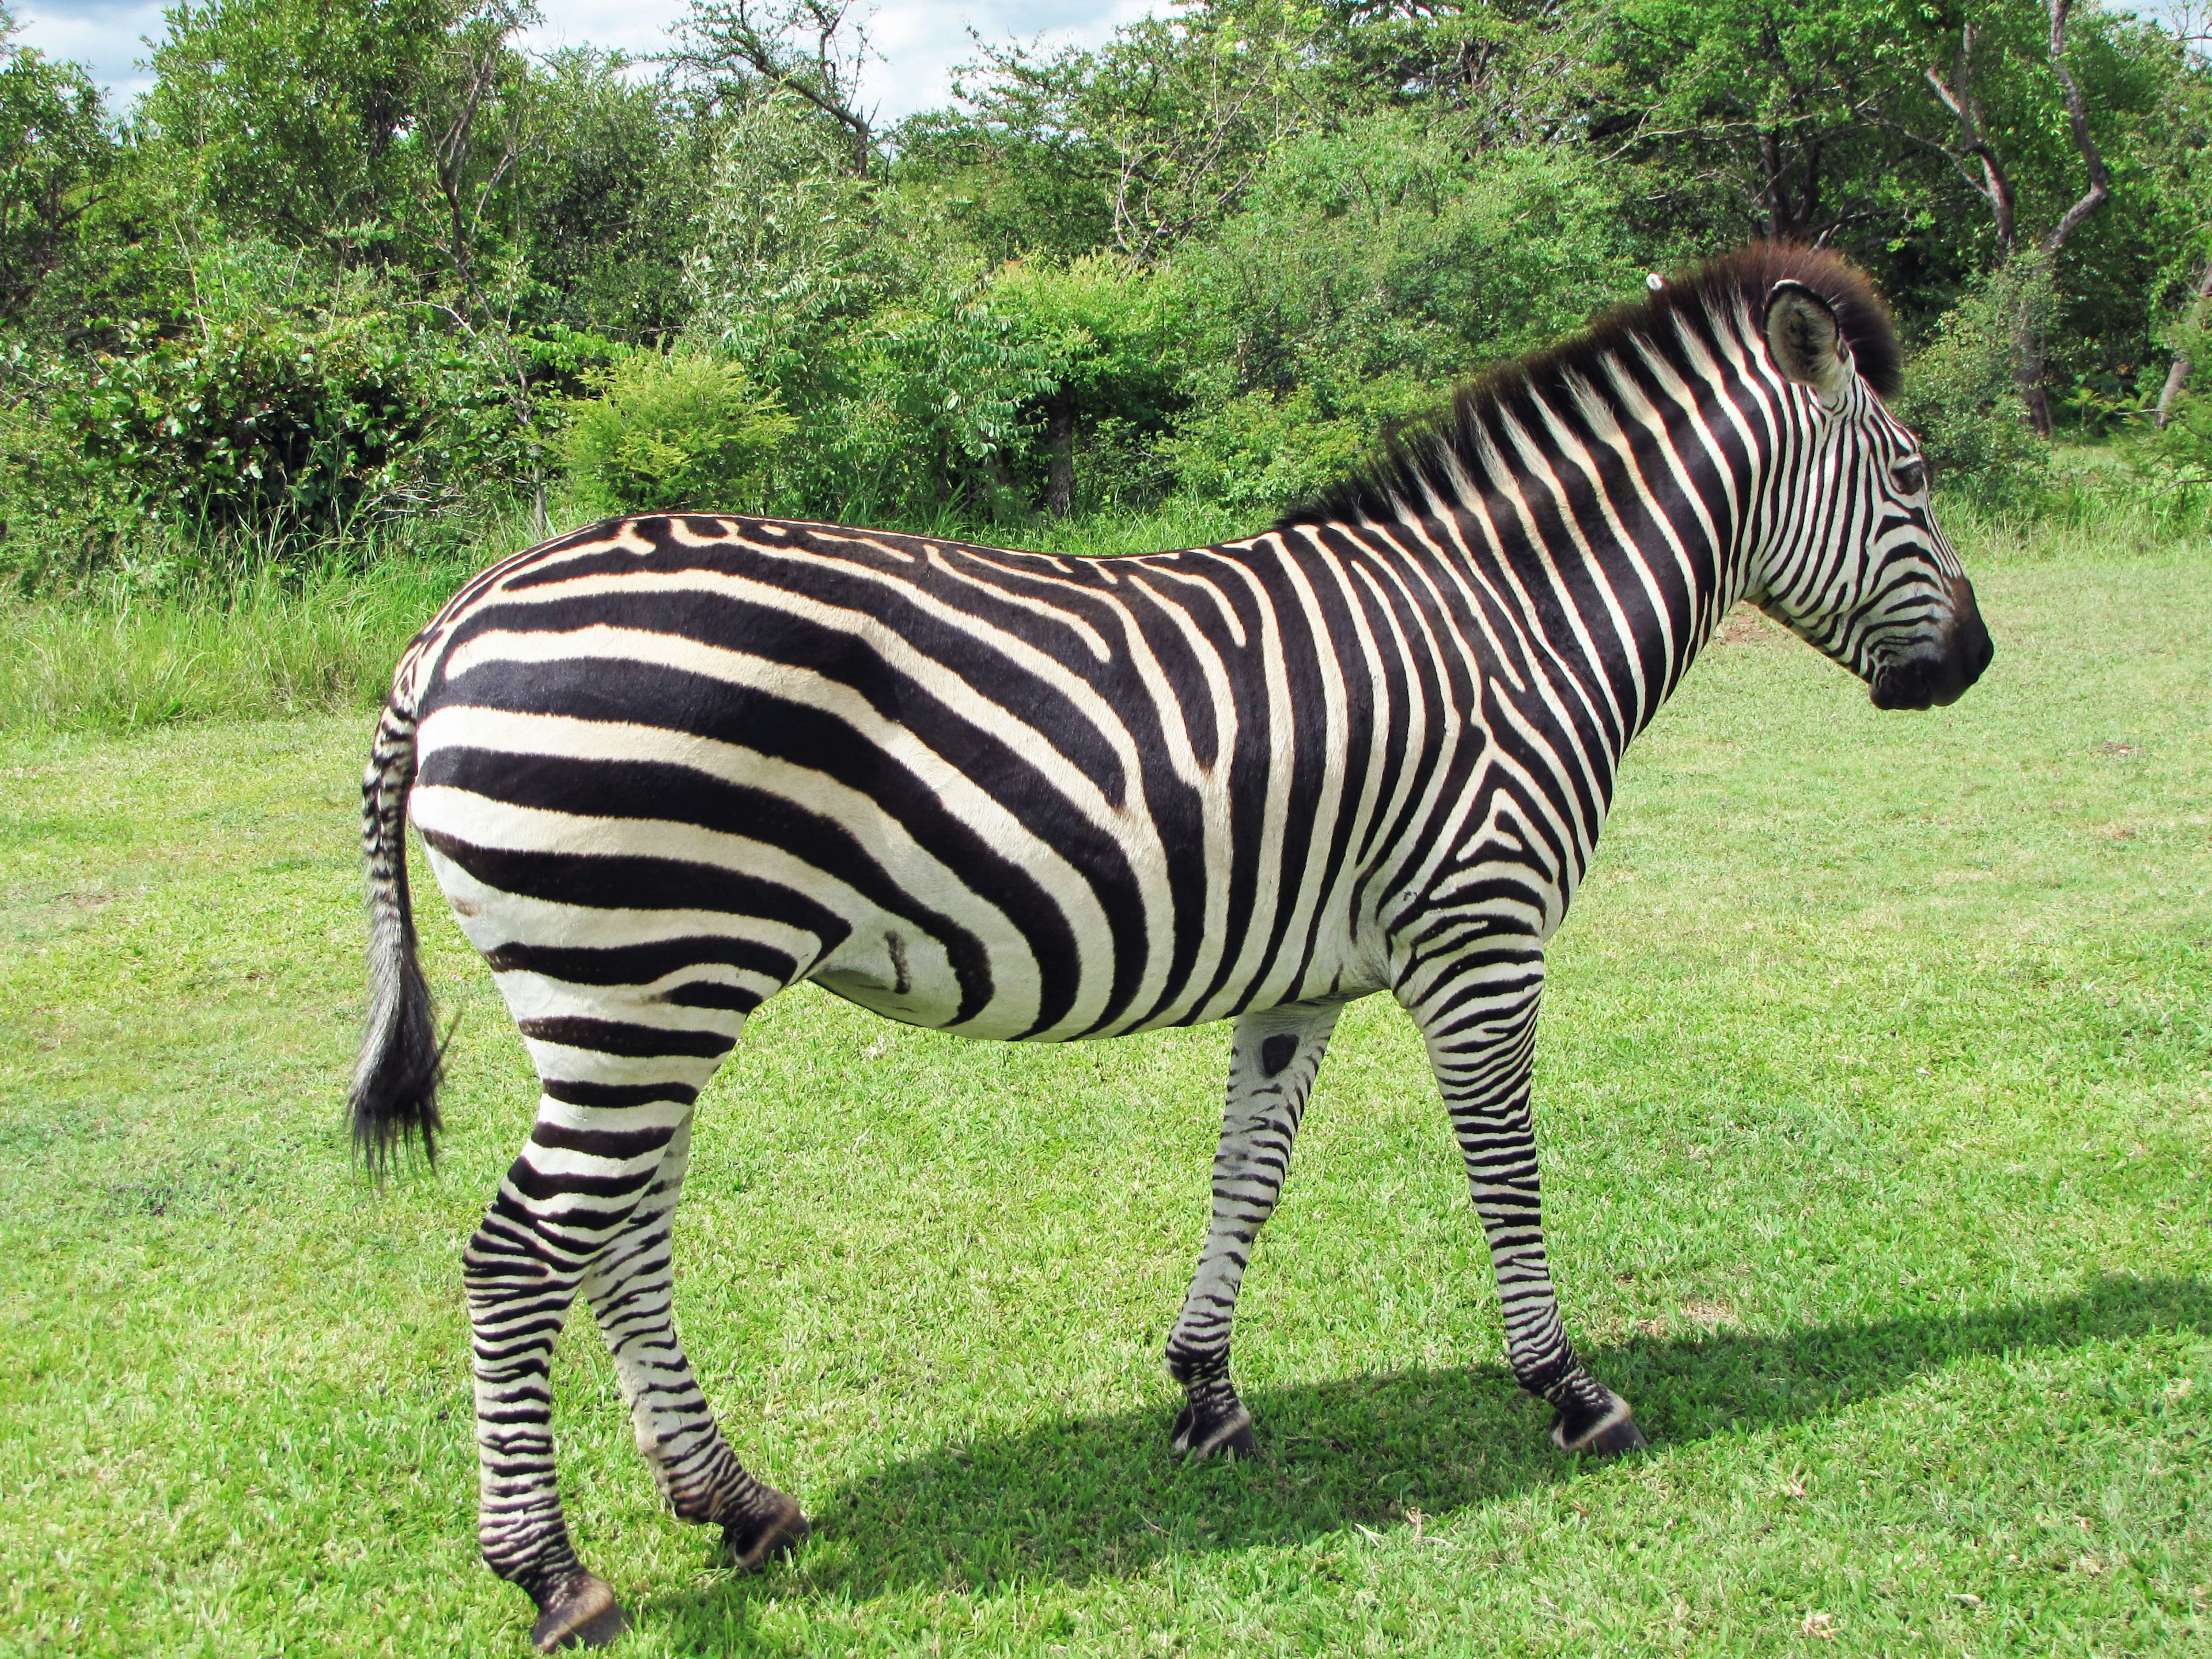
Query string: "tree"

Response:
xmin=144 ymin=0 xmax=472 ymax=264
xmin=1602 ymin=0 xmax=1926 ymax=248
xmin=908 ymin=1 xmax=1324 ymax=265
xmin=0 ymin=7 xmax=112 ymax=324
xmin=510 ymin=51 xmax=714 ymax=340
xmin=672 ymin=0 xmax=877 ymax=175
xmin=1883 ymin=0 xmax=2117 ymax=431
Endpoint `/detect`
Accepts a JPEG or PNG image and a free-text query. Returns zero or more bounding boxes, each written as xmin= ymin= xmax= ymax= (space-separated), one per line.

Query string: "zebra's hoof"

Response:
xmin=528 ymin=1570 xmax=628 ymax=1652
xmin=1171 ymin=1402 xmax=1257 ymax=1460
xmin=1551 ymin=1403 xmax=1648 ymax=1457
xmin=722 ymin=1489 xmax=810 ymax=1570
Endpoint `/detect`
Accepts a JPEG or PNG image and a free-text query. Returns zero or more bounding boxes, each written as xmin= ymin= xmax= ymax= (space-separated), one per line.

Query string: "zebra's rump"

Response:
xmin=404 ymin=513 xmax=1392 ymax=1046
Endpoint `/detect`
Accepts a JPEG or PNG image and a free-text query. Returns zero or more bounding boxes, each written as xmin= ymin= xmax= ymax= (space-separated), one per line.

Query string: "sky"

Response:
xmin=7 ymin=0 xmax=1163 ymax=118
xmin=12 ymin=0 xmax=2202 ymax=118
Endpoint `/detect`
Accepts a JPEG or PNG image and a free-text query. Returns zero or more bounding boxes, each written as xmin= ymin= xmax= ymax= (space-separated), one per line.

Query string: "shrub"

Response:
xmin=60 ymin=306 xmax=423 ymax=536
xmin=1892 ymin=260 xmax=2054 ymax=512
xmin=558 ymin=351 xmax=794 ymax=515
xmin=1164 ymin=376 xmax=1436 ymax=516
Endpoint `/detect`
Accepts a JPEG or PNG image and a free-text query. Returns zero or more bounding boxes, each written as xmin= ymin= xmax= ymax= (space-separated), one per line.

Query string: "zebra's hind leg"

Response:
xmin=1164 ymin=999 xmax=1343 ymax=1459
xmin=581 ymin=1111 xmax=808 ymax=1570
xmin=461 ymin=994 xmax=766 ymax=1651
xmin=1408 ymin=955 xmax=1646 ymax=1457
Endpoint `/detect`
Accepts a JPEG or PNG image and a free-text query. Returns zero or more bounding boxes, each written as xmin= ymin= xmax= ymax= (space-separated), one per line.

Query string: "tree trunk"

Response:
xmin=2154 ymin=351 xmax=2192 ymax=430
xmin=2016 ymin=331 xmax=2054 ymax=439
xmin=2153 ymin=256 xmax=2212 ymax=429
xmin=1925 ymin=22 xmax=2017 ymax=257
xmin=1043 ymin=391 xmax=1076 ymax=519
xmin=2013 ymin=0 xmax=2112 ymax=437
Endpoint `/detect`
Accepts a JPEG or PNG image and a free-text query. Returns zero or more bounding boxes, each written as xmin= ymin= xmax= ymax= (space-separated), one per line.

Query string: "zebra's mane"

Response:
xmin=1279 ymin=243 xmax=1901 ymax=530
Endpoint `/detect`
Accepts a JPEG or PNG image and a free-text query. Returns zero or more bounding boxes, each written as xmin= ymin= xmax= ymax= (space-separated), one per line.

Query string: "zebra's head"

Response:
xmin=1748 ymin=275 xmax=1993 ymax=711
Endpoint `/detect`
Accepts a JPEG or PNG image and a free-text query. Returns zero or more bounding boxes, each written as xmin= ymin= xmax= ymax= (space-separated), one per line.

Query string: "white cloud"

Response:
xmin=12 ymin=0 xmax=1161 ymax=119
xmin=851 ymin=0 xmax=1159 ymax=119
xmin=11 ymin=0 xmax=165 ymax=103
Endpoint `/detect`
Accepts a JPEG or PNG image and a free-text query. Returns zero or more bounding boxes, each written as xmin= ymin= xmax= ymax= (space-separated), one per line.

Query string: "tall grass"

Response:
xmin=0 ymin=499 xmax=1256 ymax=737
xmin=0 ymin=488 xmax=2198 ymax=738
xmin=0 ymin=559 xmax=472 ymax=733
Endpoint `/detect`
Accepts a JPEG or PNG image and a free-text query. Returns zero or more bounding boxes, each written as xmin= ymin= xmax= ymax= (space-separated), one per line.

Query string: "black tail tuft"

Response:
xmin=351 ymin=706 xmax=445 ymax=1173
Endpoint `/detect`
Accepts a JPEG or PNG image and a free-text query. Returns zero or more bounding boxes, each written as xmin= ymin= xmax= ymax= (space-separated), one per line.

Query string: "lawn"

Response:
xmin=1 ymin=530 xmax=2206 ymax=1657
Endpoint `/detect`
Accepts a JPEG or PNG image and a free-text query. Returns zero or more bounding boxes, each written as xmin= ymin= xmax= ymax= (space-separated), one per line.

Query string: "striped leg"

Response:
xmin=1164 ymin=999 xmax=1343 ymax=1459
xmin=1410 ymin=950 xmax=1645 ymax=1455
xmin=463 ymin=994 xmax=794 ymax=1650
xmin=581 ymin=1115 xmax=806 ymax=1567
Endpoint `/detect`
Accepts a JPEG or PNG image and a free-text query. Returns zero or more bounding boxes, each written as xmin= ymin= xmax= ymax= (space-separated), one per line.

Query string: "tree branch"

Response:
xmin=2040 ymin=0 xmax=2111 ymax=254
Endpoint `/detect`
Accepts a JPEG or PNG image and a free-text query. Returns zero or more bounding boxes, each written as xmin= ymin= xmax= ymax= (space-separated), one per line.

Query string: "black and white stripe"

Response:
xmin=353 ymin=244 xmax=1989 ymax=1647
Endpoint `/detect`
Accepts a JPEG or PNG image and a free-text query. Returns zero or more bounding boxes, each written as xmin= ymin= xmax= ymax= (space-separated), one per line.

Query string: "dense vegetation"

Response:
xmin=1 ymin=0 xmax=2209 ymax=595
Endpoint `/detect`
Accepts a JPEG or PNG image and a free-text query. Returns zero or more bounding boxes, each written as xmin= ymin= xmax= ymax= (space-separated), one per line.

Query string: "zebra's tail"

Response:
xmin=350 ymin=696 xmax=446 ymax=1170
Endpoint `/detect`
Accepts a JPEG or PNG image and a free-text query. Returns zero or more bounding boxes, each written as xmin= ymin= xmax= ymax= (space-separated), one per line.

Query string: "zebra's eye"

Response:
xmin=1891 ymin=460 xmax=1928 ymax=497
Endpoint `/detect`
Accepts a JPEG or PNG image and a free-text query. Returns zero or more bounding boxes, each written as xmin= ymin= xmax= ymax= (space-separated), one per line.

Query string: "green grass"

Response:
xmin=0 ymin=500 xmax=1253 ymax=737
xmin=0 ymin=531 xmax=2207 ymax=1656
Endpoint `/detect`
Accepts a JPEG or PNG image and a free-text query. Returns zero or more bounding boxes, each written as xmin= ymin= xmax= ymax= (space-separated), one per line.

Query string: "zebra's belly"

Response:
xmin=807 ymin=945 xmax=1387 ymax=1042
xmin=808 ymin=922 xmax=979 ymax=1033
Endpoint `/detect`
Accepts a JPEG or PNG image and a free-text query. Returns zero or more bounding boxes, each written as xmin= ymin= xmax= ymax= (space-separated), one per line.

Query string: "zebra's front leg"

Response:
xmin=1165 ymin=999 xmax=1343 ymax=1459
xmin=1412 ymin=961 xmax=1647 ymax=1457
xmin=581 ymin=1112 xmax=807 ymax=1571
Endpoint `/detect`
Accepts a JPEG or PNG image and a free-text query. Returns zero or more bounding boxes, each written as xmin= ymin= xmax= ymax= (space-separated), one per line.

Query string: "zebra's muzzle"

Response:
xmin=1869 ymin=576 xmax=1993 ymax=711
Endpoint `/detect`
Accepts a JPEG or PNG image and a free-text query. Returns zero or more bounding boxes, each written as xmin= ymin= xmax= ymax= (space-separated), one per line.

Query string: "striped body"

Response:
xmin=407 ymin=501 xmax=1690 ymax=1047
xmin=353 ymin=247 xmax=1989 ymax=1645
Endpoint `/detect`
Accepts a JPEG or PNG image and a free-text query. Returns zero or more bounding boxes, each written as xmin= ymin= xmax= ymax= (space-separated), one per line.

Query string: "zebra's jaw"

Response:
xmin=1868 ymin=577 xmax=1994 ymax=711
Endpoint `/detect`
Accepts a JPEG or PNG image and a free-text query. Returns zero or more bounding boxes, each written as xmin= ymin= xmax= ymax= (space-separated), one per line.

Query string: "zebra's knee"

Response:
xmin=461 ymin=1211 xmax=560 ymax=1302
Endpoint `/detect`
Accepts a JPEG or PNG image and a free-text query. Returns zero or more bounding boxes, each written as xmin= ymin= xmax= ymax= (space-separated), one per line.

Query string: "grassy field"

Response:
xmin=1 ymin=528 xmax=2207 ymax=1656
xmin=0 ymin=502 xmax=1253 ymax=737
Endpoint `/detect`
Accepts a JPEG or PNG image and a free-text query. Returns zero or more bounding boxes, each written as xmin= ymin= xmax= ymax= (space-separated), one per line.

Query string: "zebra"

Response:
xmin=352 ymin=244 xmax=1990 ymax=1650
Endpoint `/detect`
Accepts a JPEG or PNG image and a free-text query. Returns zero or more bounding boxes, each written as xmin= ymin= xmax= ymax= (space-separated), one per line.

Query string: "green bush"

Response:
xmin=558 ymin=351 xmax=794 ymax=515
xmin=2119 ymin=388 xmax=2212 ymax=533
xmin=1164 ymin=375 xmax=1437 ymax=516
xmin=1892 ymin=260 xmax=2054 ymax=512
xmin=59 ymin=307 xmax=423 ymax=537
xmin=0 ymin=237 xmax=620 ymax=586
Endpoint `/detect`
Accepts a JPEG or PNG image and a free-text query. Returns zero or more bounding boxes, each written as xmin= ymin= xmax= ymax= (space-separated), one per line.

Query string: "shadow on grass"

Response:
xmin=646 ymin=1274 xmax=2206 ymax=1627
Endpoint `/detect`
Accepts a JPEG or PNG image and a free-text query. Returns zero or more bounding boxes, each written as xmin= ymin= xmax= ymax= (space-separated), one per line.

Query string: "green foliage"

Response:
xmin=1182 ymin=121 xmax=1646 ymax=399
xmin=907 ymin=0 xmax=1324 ymax=265
xmin=786 ymin=278 xmax=1060 ymax=524
xmin=558 ymin=350 xmax=792 ymax=514
xmin=1892 ymin=259 xmax=2055 ymax=510
xmin=513 ymin=49 xmax=712 ymax=341
xmin=2129 ymin=387 xmax=2212 ymax=505
xmin=1159 ymin=122 xmax=1647 ymax=512
xmin=2 ymin=0 xmax=2210 ymax=566
xmin=1165 ymin=377 xmax=1436 ymax=514
xmin=143 ymin=0 xmax=475 ymax=262
xmin=62 ymin=306 xmax=421 ymax=537
xmin=986 ymin=256 xmax=1188 ymax=429
xmin=0 ymin=7 xmax=112 ymax=323
xmin=685 ymin=95 xmax=903 ymax=377
xmin=0 ymin=241 xmax=626 ymax=587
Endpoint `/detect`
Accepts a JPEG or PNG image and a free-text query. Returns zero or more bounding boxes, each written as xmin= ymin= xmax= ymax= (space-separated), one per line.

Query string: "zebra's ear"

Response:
xmin=1764 ymin=281 xmax=1855 ymax=409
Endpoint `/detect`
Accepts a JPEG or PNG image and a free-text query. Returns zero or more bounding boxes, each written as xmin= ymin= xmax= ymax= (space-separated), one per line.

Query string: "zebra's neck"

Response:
xmin=1363 ymin=313 xmax=1781 ymax=764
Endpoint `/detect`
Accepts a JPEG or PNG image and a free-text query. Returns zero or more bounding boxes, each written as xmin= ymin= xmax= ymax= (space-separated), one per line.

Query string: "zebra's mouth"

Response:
xmin=1870 ymin=635 xmax=1994 ymax=710
xmin=1868 ymin=577 xmax=1993 ymax=711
